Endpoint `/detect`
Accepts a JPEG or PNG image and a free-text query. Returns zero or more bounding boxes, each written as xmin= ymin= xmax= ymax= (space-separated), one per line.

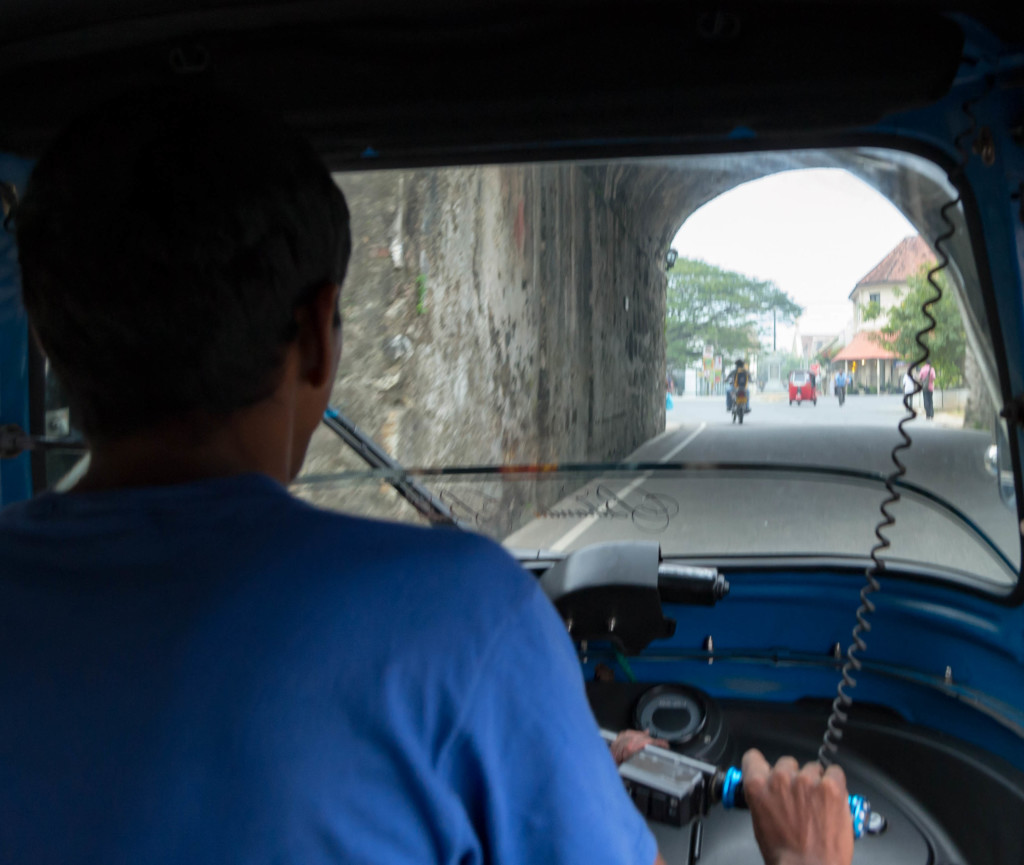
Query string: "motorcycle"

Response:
xmin=731 ymin=387 xmax=749 ymax=424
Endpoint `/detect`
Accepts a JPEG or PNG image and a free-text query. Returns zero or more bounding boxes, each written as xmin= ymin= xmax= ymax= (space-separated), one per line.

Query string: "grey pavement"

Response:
xmin=666 ymin=391 xmax=961 ymax=430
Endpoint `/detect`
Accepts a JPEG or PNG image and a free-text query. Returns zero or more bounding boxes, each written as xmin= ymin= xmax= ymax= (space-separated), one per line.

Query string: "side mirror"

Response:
xmin=984 ymin=443 xmax=998 ymax=475
xmin=986 ymin=413 xmax=1016 ymax=510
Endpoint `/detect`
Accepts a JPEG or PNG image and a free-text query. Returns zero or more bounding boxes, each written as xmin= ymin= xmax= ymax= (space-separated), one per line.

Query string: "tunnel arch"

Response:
xmin=613 ymin=146 xmax=996 ymax=419
xmin=300 ymin=143 xmax=999 ymax=521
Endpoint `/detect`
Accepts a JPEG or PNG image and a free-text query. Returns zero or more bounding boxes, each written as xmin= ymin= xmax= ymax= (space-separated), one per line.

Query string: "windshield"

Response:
xmin=290 ymin=147 xmax=1019 ymax=591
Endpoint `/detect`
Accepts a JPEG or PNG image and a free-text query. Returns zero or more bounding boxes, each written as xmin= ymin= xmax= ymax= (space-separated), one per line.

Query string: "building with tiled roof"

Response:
xmin=833 ymin=330 xmax=898 ymax=363
xmin=832 ymin=328 xmax=902 ymax=393
xmin=849 ymin=235 xmax=936 ymax=332
xmin=832 ymin=235 xmax=935 ymax=393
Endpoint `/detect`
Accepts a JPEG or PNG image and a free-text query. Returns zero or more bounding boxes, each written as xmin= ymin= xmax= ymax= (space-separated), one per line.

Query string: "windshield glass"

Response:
xmin=293 ymin=148 xmax=1019 ymax=591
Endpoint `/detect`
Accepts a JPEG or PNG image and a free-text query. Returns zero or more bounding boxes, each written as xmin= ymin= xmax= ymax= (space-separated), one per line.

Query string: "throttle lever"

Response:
xmin=601 ymin=729 xmax=885 ymax=839
xmin=711 ymin=766 xmax=883 ymax=840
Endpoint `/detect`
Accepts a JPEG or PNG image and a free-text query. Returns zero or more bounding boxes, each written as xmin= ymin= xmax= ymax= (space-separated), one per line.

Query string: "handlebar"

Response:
xmin=657 ymin=564 xmax=730 ymax=605
xmin=713 ymin=766 xmax=874 ymax=840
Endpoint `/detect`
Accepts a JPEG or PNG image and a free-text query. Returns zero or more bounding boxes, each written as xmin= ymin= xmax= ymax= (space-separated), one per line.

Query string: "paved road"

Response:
xmin=506 ymin=393 xmax=1020 ymax=588
xmin=666 ymin=391 xmax=955 ymax=429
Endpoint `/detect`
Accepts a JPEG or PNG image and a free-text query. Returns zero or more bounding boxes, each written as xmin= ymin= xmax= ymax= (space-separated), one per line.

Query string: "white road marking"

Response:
xmin=549 ymin=422 xmax=707 ymax=552
xmin=658 ymin=422 xmax=708 ymax=463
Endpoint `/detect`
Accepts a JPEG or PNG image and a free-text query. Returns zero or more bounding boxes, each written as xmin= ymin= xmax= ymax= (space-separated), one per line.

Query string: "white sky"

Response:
xmin=671 ymin=168 xmax=916 ymax=351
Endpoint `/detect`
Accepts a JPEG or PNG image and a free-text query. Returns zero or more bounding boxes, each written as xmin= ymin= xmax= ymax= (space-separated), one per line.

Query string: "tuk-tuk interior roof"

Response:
xmin=0 ymin=1 xmax=1019 ymax=161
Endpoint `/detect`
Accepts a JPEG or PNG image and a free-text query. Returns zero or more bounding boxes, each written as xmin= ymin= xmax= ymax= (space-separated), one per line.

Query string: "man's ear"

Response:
xmin=295 ymin=281 xmax=341 ymax=389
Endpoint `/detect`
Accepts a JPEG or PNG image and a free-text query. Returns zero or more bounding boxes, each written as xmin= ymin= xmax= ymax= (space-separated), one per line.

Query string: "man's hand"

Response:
xmin=741 ymin=749 xmax=854 ymax=865
xmin=609 ymin=729 xmax=670 ymax=766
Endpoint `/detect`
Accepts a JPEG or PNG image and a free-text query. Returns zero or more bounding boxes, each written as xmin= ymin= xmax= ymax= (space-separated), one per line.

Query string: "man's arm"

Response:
xmin=442 ymin=575 xmax=662 ymax=865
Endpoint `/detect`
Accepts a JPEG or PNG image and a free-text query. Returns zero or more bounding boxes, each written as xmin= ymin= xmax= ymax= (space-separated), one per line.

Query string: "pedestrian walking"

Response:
xmin=835 ymin=371 xmax=846 ymax=406
xmin=918 ymin=362 xmax=936 ymax=419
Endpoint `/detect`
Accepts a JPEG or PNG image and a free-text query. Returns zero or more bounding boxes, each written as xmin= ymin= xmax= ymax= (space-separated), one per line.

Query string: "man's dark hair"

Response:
xmin=16 ymin=88 xmax=350 ymax=441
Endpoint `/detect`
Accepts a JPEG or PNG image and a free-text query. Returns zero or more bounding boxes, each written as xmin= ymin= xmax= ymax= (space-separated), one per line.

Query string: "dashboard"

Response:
xmin=531 ymin=539 xmax=1024 ymax=864
xmin=587 ymin=680 xmax=1019 ymax=864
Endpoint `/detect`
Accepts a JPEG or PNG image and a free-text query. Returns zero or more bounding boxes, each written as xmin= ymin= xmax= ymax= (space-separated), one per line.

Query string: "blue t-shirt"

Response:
xmin=0 ymin=474 xmax=655 ymax=865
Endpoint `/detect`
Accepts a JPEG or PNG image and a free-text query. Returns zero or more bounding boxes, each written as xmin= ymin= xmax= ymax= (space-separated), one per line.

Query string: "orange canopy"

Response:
xmin=833 ymin=331 xmax=899 ymax=362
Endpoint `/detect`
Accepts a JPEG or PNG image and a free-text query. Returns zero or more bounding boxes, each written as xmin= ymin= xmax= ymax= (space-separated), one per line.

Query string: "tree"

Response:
xmin=864 ymin=265 xmax=966 ymax=388
xmin=665 ymin=258 xmax=802 ymax=369
xmin=814 ymin=340 xmax=842 ymax=369
xmin=778 ymin=351 xmax=808 ymax=380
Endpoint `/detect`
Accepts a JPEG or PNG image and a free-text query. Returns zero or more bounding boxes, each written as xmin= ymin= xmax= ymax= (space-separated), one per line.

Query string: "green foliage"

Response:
xmin=870 ymin=266 xmax=966 ymax=388
xmin=860 ymin=299 xmax=882 ymax=323
xmin=415 ymin=273 xmax=427 ymax=315
xmin=665 ymin=257 xmax=802 ymax=368
xmin=813 ymin=341 xmax=841 ymax=367
xmin=777 ymin=352 xmax=807 ymax=380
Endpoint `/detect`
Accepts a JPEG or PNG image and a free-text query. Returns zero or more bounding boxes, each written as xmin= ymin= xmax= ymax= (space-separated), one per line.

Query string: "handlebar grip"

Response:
xmin=718 ymin=767 xmax=871 ymax=840
xmin=657 ymin=565 xmax=730 ymax=605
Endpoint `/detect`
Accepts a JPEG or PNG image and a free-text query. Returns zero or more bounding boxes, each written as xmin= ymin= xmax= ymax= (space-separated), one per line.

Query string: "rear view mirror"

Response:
xmin=986 ymin=413 xmax=1016 ymax=510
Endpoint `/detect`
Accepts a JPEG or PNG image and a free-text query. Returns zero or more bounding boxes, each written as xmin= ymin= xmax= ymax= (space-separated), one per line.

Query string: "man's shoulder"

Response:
xmin=289 ymin=497 xmax=509 ymax=560
xmin=2 ymin=475 xmax=531 ymax=603
xmin=271 ymin=501 xmax=545 ymax=678
xmin=277 ymin=495 xmax=535 ymax=599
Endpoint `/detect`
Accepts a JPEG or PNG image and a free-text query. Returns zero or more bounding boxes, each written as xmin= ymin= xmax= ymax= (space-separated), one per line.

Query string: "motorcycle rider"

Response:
xmin=726 ymin=358 xmax=752 ymax=414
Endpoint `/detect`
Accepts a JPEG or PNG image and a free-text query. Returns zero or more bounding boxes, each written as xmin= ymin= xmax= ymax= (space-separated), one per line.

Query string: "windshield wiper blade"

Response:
xmin=321 ymin=406 xmax=460 ymax=528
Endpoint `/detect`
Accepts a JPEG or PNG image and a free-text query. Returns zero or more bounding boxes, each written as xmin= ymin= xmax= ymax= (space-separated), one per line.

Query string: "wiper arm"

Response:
xmin=321 ymin=406 xmax=460 ymax=528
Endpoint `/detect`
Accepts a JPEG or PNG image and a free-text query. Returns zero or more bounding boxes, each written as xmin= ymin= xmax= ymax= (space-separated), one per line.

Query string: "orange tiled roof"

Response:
xmin=833 ymin=330 xmax=899 ymax=362
xmin=849 ymin=235 xmax=936 ymax=298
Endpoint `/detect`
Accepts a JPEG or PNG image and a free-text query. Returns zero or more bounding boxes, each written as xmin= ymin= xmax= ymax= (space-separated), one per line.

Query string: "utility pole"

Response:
xmin=773 ymin=308 xmax=777 ymax=351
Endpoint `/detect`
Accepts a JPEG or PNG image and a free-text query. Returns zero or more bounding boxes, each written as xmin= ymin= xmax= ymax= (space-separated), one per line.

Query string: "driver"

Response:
xmin=726 ymin=358 xmax=753 ymax=412
xmin=0 ymin=89 xmax=852 ymax=865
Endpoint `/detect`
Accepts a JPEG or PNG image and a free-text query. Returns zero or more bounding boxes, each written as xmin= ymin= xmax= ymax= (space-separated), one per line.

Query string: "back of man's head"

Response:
xmin=16 ymin=88 xmax=350 ymax=442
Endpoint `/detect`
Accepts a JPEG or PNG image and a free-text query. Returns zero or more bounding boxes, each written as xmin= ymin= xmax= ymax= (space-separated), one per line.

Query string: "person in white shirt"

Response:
xmin=902 ymin=369 xmax=917 ymax=399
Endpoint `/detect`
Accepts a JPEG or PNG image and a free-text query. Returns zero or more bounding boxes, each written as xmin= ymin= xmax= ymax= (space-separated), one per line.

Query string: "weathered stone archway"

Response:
xmin=298 ymin=148 xmax=993 ymax=516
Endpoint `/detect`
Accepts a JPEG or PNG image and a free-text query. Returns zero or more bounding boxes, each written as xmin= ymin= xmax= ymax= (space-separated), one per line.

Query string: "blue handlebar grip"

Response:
xmin=848 ymin=794 xmax=869 ymax=840
xmin=721 ymin=769 xmax=870 ymax=840
xmin=721 ymin=766 xmax=744 ymax=809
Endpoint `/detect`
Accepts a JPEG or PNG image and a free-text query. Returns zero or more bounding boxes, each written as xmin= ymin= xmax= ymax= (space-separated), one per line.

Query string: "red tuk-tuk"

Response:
xmin=788 ymin=370 xmax=817 ymax=405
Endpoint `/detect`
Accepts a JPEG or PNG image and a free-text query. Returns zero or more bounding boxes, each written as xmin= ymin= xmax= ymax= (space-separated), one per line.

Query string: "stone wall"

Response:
xmin=295 ymin=150 xmax=996 ymax=526
xmin=297 ymin=163 xmax=666 ymax=524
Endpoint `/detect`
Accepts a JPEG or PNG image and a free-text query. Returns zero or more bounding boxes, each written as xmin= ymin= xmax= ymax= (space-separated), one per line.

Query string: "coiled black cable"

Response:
xmin=818 ymin=97 xmax=978 ymax=768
